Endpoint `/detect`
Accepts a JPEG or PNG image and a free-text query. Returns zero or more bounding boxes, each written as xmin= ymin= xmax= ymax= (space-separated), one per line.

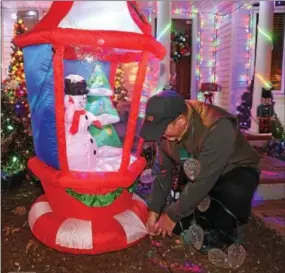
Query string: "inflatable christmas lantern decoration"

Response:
xmin=13 ymin=1 xmax=165 ymax=254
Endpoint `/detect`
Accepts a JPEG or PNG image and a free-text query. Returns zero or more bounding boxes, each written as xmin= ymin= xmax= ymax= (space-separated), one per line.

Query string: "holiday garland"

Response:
xmin=66 ymin=185 xmax=136 ymax=207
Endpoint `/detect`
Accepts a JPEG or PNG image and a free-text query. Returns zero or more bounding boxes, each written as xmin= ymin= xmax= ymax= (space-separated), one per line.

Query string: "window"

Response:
xmin=253 ymin=1 xmax=285 ymax=7
xmin=271 ymin=13 xmax=284 ymax=90
xmin=254 ymin=11 xmax=285 ymax=91
xmin=17 ymin=10 xmax=39 ymax=30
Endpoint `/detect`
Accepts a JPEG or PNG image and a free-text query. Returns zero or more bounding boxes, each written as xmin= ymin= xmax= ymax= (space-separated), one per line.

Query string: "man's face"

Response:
xmin=163 ymin=115 xmax=187 ymax=141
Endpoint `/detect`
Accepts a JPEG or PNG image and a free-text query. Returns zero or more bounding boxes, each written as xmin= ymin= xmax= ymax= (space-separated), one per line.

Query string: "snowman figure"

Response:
xmin=86 ymin=63 xmax=123 ymax=158
xmin=64 ymin=74 xmax=102 ymax=171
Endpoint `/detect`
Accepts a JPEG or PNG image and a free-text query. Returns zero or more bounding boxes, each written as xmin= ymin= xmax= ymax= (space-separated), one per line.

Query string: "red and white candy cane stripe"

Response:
xmin=28 ymin=193 xmax=148 ymax=254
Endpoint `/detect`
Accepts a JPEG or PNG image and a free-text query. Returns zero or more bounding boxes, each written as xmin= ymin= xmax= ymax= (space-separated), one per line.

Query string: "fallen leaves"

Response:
xmin=2 ymin=206 xmax=27 ymax=238
xmin=26 ymin=239 xmax=39 ymax=253
xmin=3 ymin=226 xmax=21 ymax=236
xmin=13 ymin=206 xmax=27 ymax=215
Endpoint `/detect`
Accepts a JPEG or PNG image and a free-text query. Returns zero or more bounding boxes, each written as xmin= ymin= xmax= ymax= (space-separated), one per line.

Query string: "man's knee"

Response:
xmin=214 ymin=167 xmax=259 ymax=200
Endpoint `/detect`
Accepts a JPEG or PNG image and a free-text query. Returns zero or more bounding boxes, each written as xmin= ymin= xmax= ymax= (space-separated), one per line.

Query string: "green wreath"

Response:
xmin=171 ymin=32 xmax=190 ymax=63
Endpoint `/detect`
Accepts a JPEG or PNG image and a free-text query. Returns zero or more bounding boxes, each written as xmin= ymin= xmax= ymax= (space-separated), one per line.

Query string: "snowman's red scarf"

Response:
xmin=68 ymin=97 xmax=86 ymax=135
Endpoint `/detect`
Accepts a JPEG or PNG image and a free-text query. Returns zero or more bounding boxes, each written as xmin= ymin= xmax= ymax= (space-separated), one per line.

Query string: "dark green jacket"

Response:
xmin=149 ymin=100 xmax=260 ymax=222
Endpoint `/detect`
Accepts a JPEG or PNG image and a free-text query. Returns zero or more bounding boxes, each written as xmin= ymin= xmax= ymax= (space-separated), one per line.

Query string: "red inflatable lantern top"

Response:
xmin=13 ymin=1 xmax=166 ymax=61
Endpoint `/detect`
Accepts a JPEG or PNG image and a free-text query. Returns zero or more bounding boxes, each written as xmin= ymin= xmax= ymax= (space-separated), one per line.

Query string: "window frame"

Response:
xmin=17 ymin=10 xmax=39 ymax=28
xmin=251 ymin=6 xmax=285 ymax=94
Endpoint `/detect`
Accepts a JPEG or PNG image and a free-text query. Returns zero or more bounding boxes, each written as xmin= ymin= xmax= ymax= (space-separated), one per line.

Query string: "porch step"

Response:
xmin=254 ymin=155 xmax=285 ymax=201
xmin=243 ymin=131 xmax=272 ymax=147
xmin=252 ymin=200 xmax=285 ymax=236
xmin=243 ymin=131 xmax=272 ymax=141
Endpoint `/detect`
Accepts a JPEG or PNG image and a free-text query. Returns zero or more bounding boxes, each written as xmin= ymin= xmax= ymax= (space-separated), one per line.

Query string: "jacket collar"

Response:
xmin=177 ymin=103 xmax=194 ymax=142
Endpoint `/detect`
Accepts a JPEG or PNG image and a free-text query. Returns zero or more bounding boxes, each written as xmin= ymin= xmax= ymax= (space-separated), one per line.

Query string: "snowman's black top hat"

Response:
xmin=64 ymin=76 xmax=89 ymax=96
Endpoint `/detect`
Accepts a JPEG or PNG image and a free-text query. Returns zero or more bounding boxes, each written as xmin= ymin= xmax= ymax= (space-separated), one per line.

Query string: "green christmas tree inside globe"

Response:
xmin=87 ymin=64 xmax=111 ymax=90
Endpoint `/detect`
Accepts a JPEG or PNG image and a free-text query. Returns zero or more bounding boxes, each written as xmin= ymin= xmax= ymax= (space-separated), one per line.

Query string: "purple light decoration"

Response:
xmin=276 ymin=1 xmax=285 ymax=6
xmin=14 ymin=101 xmax=26 ymax=116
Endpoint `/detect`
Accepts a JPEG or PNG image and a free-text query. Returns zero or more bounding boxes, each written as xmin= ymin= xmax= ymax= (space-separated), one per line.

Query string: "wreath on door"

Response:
xmin=171 ymin=32 xmax=191 ymax=63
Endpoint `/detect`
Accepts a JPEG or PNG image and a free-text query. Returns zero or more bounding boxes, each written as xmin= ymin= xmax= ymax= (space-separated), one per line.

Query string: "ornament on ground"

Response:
xmin=208 ymin=243 xmax=246 ymax=269
xmin=228 ymin=243 xmax=247 ymax=269
xmin=208 ymin=248 xmax=232 ymax=269
xmin=187 ymin=224 xmax=204 ymax=250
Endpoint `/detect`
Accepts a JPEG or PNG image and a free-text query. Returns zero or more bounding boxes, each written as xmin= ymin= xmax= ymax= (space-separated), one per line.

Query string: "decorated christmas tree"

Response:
xmin=87 ymin=63 xmax=111 ymax=90
xmin=1 ymin=19 xmax=34 ymax=188
xmin=236 ymin=76 xmax=254 ymax=130
xmin=113 ymin=64 xmax=128 ymax=104
xmin=86 ymin=64 xmax=122 ymax=149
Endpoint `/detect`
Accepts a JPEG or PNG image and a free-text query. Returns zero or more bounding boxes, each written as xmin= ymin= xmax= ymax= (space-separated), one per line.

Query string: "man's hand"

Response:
xmin=146 ymin=211 xmax=159 ymax=236
xmin=154 ymin=213 xmax=176 ymax=238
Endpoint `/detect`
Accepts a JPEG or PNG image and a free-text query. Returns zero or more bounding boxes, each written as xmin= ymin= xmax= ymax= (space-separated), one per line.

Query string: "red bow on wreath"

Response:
xmin=180 ymin=46 xmax=190 ymax=56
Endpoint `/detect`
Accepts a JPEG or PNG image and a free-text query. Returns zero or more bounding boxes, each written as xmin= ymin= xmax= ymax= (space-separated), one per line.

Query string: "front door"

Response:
xmin=154 ymin=18 xmax=192 ymax=98
xmin=175 ymin=55 xmax=191 ymax=99
xmin=171 ymin=19 xmax=192 ymax=99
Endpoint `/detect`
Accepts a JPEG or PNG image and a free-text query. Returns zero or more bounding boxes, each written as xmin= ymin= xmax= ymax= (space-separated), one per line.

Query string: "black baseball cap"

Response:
xmin=140 ymin=90 xmax=187 ymax=141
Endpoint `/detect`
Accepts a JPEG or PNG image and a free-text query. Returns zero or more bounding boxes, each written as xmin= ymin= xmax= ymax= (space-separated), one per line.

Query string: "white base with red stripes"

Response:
xmin=28 ymin=193 xmax=148 ymax=254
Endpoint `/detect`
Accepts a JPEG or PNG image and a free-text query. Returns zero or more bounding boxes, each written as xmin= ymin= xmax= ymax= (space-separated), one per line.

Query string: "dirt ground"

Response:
xmin=1 ymin=182 xmax=285 ymax=273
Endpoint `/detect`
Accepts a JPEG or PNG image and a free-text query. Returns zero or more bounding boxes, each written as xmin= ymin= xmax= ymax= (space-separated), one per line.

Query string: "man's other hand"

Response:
xmin=154 ymin=213 xmax=176 ymax=238
xmin=146 ymin=211 xmax=159 ymax=236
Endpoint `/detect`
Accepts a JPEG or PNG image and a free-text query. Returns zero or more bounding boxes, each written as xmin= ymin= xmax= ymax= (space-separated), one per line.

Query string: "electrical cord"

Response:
xmin=154 ymin=167 xmax=185 ymax=232
xmin=147 ymin=169 xmax=176 ymax=273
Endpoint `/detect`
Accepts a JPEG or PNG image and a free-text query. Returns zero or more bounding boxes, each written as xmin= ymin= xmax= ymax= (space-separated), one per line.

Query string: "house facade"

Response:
xmin=1 ymin=1 xmax=284 ymax=127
